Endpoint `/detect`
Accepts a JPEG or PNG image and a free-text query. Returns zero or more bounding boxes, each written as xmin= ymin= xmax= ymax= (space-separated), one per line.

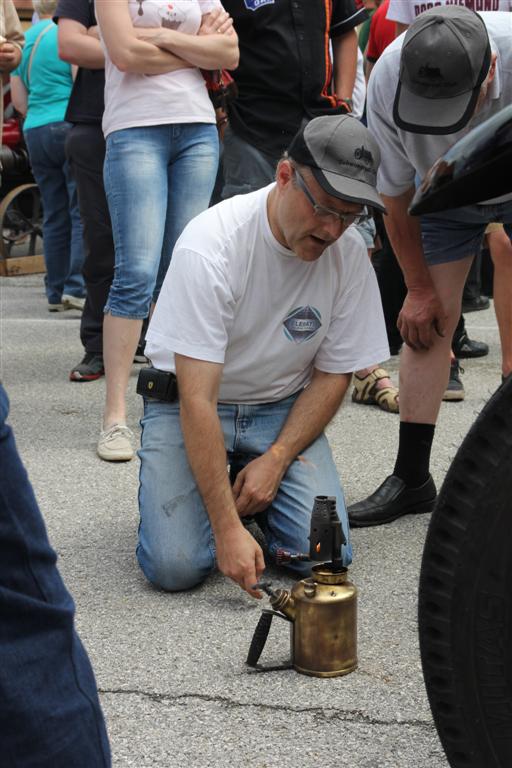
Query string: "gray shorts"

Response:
xmin=421 ymin=201 xmax=512 ymax=266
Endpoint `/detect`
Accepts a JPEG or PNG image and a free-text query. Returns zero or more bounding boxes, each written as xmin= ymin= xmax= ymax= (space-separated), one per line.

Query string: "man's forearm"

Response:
xmin=333 ymin=30 xmax=358 ymax=101
xmin=179 ymin=398 xmax=241 ymax=536
xmin=382 ymin=189 xmax=434 ymax=290
xmin=58 ymin=22 xmax=105 ymax=70
xmin=272 ymin=371 xmax=351 ymax=471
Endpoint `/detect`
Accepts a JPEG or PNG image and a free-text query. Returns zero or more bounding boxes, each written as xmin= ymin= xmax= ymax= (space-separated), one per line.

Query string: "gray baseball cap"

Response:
xmin=394 ymin=6 xmax=491 ymax=135
xmin=286 ymin=114 xmax=386 ymax=212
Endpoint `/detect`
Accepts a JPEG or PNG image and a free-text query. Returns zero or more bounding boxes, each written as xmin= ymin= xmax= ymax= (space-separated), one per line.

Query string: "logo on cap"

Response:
xmin=354 ymin=146 xmax=374 ymax=167
xmin=418 ymin=63 xmax=443 ymax=83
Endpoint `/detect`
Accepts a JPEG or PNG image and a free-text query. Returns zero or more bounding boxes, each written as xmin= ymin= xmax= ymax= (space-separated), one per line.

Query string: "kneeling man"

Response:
xmin=138 ymin=115 xmax=389 ymax=598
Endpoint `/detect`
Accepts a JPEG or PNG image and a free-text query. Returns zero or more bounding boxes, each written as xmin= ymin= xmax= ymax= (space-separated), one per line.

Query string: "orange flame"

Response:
xmin=316 ymin=543 xmax=321 ymax=553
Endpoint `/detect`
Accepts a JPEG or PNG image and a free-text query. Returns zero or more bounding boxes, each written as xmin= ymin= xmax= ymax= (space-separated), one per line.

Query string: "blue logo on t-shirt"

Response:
xmin=244 ymin=0 xmax=275 ymax=10
xmin=283 ymin=306 xmax=322 ymax=343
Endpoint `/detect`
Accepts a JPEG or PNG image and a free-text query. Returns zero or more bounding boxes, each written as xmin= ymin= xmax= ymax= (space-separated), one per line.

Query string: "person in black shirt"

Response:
xmin=220 ymin=0 xmax=368 ymax=197
xmin=54 ymin=0 xmax=117 ymax=381
xmin=218 ymin=0 xmax=401 ymax=415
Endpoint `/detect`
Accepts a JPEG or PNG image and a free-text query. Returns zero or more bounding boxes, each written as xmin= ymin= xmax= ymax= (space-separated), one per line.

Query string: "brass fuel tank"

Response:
xmin=268 ymin=564 xmax=357 ymax=678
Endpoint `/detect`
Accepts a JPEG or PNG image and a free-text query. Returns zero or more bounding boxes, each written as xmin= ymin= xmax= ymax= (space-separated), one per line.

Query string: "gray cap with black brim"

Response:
xmin=393 ymin=6 xmax=491 ymax=135
xmin=286 ymin=114 xmax=387 ymax=213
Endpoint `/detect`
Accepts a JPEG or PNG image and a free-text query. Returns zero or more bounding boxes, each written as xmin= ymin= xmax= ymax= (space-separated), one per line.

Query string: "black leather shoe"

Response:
xmin=348 ymin=474 xmax=436 ymax=527
xmin=461 ymin=295 xmax=490 ymax=313
xmin=452 ymin=331 xmax=489 ymax=359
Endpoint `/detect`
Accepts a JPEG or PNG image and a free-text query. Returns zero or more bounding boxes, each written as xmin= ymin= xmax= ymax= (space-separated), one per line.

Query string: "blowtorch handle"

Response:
xmin=246 ymin=610 xmax=274 ymax=668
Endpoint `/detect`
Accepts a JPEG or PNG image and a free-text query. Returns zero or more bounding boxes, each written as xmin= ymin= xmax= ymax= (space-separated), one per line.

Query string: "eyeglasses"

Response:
xmin=294 ymin=169 xmax=369 ymax=226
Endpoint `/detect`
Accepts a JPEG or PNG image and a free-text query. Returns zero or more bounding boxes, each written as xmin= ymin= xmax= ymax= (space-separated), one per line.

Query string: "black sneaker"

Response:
xmin=461 ymin=295 xmax=490 ymax=313
xmin=452 ymin=330 xmax=489 ymax=359
xmin=69 ymin=353 xmax=104 ymax=382
xmin=134 ymin=342 xmax=147 ymax=364
xmin=443 ymin=359 xmax=465 ymax=402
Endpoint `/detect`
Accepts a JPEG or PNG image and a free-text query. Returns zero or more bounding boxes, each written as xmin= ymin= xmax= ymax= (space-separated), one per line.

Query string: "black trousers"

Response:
xmin=66 ymin=124 xmax=114 ymax=355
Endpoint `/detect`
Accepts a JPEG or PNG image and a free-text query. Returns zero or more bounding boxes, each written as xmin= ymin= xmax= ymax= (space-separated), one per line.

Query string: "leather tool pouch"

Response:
xmin=136 ymin=367 xmax=179 ymax=402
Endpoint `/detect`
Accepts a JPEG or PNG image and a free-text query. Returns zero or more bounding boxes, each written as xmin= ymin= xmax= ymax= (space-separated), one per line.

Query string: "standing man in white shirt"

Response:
xmin=137 ymin=115 xmax=389 ymax=598
xmin=386 ymin=0 xmax=512 ymax=36
xmin=348 ymin=8 xmax=512 ymax=527
xmin=385 ymin=0 xmax=512 ymax=385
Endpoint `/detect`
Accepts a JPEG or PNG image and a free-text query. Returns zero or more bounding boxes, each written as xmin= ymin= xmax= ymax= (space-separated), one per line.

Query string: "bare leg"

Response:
xmin=488 ymin=229 xmax=512 ymax=377
xmin=103 ymin=313 xmax=142 ymax=429
xmin=348 ymin=257 xmax=474 ymax=527
xmin=399 ymin=257 xmax=473 ymax=424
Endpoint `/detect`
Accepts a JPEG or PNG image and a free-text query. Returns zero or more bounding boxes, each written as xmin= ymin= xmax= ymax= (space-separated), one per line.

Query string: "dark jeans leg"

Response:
xmin=371 ymin=215 xmax=407 ymax=352
xmin=66 ymin=124 xmax=115 ymax=356
xmin=24 ymin=123 xmax=85 ymax=304
xmin=462 ymin=248 xmax=482 ymax=302
xmin=221 ymin=125 xmax=280 ymax=198
xmin=0 ymin=385 xmax=111 ymax=767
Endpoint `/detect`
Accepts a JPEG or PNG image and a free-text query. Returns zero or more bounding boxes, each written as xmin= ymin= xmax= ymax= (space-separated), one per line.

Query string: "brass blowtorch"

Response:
xmin=246 ymin=495 xmax=357 ymax=678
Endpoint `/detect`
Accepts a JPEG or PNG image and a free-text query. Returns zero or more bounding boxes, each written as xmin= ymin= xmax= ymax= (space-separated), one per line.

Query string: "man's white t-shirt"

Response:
xmin=146 ymin=185 xmax=389 ymax=405
xmin=366 ymin=12 xmax=512 ymax=200
xmin=387 ymin=0 xmax=512 ymax=26
xmin=100 ymin=0 xmax=221 ymax=137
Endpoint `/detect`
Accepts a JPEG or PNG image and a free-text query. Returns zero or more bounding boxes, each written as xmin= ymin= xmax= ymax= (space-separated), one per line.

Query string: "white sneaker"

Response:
xmin=48 ymin=302 xmax=66 ymax=312
xmin=62 ymin=294 xmax=85 ymax=311
xmin=97 ymin=424 xmax=135 ymax=462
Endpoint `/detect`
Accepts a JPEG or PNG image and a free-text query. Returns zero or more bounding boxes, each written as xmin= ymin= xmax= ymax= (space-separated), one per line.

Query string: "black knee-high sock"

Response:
xmin=393 ymin=422 xmax=435 ymax=487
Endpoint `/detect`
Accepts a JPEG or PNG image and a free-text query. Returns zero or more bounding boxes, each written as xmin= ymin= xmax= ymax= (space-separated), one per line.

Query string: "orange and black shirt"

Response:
xmin=223 ymin=0 xmax=368 ymax=158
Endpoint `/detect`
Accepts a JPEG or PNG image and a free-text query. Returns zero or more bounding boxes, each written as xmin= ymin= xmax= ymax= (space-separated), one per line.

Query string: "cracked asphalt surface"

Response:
xmin=1 ymin=275 xmax=502 ymax=767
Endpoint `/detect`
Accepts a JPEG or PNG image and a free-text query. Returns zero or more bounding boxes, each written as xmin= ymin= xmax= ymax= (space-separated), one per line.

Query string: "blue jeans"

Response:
xmin=137 ymin=394 xmax=352 ymax=591
xmin=421 ymin=200 xmax=512 ymax=265
xmin=0 ymin=384 xmax=111 ymax=767
xmin=24 ymin=122 xmax=85 ymax=304
xmin=103 ymin=123 xmax=219 ymax=319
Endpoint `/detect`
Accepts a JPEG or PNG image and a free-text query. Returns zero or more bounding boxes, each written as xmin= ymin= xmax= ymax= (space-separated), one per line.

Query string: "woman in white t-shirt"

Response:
xmin=94 ymin=0 xmax=238 ymax=461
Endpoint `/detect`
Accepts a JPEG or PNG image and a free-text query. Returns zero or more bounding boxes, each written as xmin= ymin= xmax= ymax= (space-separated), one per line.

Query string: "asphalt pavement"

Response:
xmin=0 ymin=274 xmax=502 ymax=768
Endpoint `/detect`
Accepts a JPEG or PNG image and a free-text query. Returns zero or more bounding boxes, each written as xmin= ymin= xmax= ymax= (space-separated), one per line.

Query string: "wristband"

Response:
xmin=337 ymin=97 xmax=353 ymax=113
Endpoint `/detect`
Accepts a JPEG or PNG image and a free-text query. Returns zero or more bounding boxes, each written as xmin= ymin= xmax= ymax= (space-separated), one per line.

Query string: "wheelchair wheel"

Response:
xmin=419 ymin=375 xmax=512 ymax=767
xmin=0 ymin=183 xmax=42 ymax=260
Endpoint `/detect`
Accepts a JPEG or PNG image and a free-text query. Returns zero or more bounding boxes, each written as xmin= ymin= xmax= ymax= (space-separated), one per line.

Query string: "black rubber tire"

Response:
xmin=419 ymin=376 xmax=512 ymax=768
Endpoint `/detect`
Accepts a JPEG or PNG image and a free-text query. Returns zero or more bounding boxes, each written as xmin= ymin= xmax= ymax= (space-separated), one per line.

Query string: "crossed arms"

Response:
xmin=59 ymin=3 xmax=238 ymax=75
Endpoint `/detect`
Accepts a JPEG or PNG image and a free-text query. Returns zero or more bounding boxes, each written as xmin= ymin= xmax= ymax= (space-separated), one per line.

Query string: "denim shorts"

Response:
xmin=355 ymin=217 xmax=376 ymax=250
xmin=421 ymin=200 xmax=512 ymax=266
xmin=103 ymin=123 xmax=218 ymax=319
xmin=137 ymin=394 xmax=352 ymax=592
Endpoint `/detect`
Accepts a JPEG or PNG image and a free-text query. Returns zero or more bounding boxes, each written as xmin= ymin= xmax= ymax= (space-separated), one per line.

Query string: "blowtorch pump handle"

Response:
xmin=246 ymin=610 xmax=273 ymax=667
xmin=246 ymin=609 xmax=292 ymax=670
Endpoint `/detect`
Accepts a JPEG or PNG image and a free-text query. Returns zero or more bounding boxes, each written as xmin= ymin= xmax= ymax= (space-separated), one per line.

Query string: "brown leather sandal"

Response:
xmin=351 ymin=367 xmax=399 ymax=414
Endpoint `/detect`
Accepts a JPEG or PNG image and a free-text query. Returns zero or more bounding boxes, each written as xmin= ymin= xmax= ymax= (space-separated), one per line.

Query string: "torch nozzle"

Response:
xmin=276 ymin=548 xmax=310 ymax=565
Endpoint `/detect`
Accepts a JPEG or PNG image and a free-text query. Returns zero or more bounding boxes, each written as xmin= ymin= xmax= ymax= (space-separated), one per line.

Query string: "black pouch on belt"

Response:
xmin=136 ymin=367 xmax=179 ymax=402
